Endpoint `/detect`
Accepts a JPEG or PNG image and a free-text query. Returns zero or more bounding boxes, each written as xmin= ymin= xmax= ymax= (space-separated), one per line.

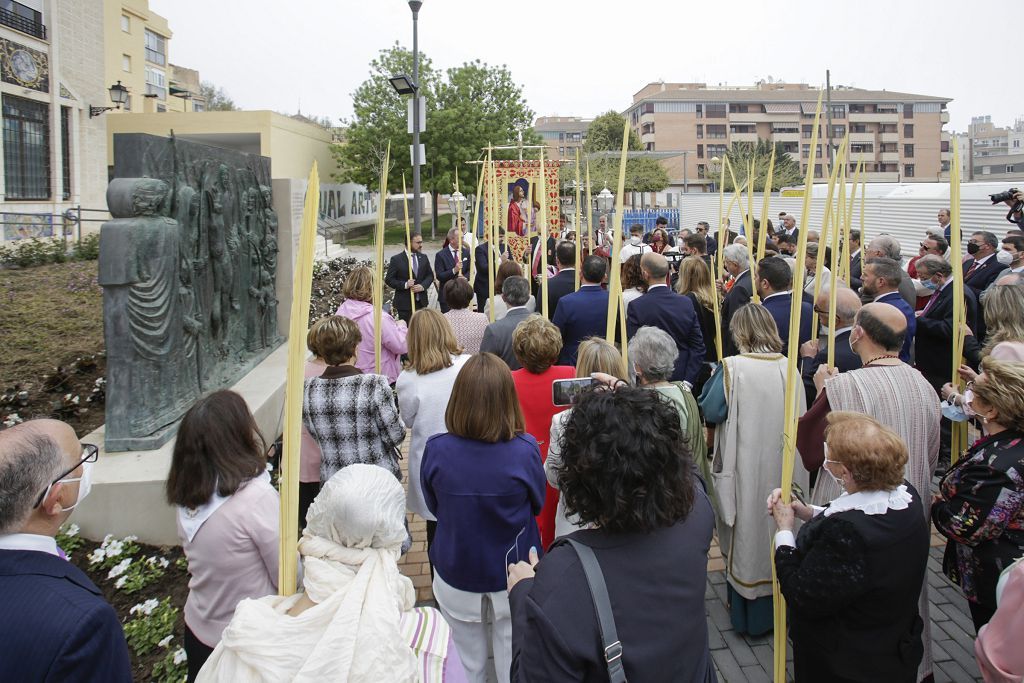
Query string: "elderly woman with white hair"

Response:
xmin=699 ymin=303 xmax=810 ymax=637
xmin=197 ymin=464 xmax=466 ymax=682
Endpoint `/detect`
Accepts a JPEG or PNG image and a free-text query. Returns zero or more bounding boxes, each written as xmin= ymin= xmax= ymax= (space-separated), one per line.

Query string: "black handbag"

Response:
xmin=566 ymin=539 xmax=627 ymax=683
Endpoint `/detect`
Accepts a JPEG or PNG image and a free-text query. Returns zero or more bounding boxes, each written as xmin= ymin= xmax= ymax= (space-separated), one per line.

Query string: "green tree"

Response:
xmin=583 ymin=111 xmax=641 ymax=153
xmin=721 ymin=140 xmax=803 ymax=192
xmin=198 ymin=81 xmax=238 ymax=111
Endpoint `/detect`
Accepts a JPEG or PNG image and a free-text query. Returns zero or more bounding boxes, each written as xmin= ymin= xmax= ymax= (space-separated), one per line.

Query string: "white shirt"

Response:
xmin=646 ymin=283 xmax=668 ymax=291
xmin=619 ymin=242 xmax=651 ymax=263
xmin=971 ymin=253 xmax=995 ymax=268
xmin=0 ymin=533 xmax=59 ymax=556
xmin=762 ymin=291 xmax=790 ymax=303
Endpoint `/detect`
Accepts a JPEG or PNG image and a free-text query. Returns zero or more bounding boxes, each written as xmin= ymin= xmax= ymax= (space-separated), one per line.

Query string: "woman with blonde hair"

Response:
xmin=335 ymin=266 xmax=407 ymax=383
xmin=545 ymin=338 xmax=627 ymax=537
xmin=396 ymin=309 xmax=471 ymax=552
xmin=422 ymin=353 xmax=545 ymax=683
xmin=933 ymin=357 xmax=1024 ymax=630
xmin=948 ymin=284 xmax=1024 ymax=394
xmin=510 ymin=315 xmax=575 ymax=550
xmin=676 ymin=256 xmax=720 ymax=394
xmin=699 ymin=303 xmax=809 ymax=637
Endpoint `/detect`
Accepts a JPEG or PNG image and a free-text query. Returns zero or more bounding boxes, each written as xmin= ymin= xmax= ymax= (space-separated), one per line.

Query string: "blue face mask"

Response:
xmin=920 ymin=279 xmax=938 ymax=291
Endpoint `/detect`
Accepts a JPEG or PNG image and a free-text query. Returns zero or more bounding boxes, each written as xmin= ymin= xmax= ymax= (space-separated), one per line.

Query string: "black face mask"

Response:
xmin=967 ymin=242 xmax=981 ymax=256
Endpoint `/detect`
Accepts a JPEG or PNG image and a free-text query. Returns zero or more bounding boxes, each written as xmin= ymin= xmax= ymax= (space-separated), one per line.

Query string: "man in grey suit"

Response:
xmin=480 ymin=276 xmax=533 ymax=370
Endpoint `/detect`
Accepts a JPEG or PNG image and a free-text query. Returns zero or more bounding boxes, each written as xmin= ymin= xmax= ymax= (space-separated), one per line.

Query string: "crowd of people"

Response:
xmin=2 ymin=200 xmax=1024 ymax=683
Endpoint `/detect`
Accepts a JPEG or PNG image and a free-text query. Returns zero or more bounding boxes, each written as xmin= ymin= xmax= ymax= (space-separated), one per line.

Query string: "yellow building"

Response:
xmin=103 ymin=0 xmax=203 ymax=114
xmin=106 ymin=110 xmax=341 ymax=180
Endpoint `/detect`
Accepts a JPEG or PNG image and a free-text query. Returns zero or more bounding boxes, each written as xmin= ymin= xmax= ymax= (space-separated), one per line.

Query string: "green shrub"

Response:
xmin=73 ymin=233 xmax=100 ymax=261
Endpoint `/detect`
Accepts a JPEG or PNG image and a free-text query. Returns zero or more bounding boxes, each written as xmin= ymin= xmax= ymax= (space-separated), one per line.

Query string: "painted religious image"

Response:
xmin=98 ymin=133 xmax=282 ymax=451
xmin=484 ymin=160 xmax=561 ymax=266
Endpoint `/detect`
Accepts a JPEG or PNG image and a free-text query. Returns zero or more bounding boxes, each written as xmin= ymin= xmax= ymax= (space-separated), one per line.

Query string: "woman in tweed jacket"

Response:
xmin=303 ymin=316 xmax=406 ymax=483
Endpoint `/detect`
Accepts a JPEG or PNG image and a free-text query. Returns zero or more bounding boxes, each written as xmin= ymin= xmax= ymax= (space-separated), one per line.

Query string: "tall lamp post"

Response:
xmin=389 ymin=1 xmax=426 ymax=239
xmin=596 ymin=186 xmax=615 ymax=249
xmin=447 ymin=189 xmax=466 ymax=235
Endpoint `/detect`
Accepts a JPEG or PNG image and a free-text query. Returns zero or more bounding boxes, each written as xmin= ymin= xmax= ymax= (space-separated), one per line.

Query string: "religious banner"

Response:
xmin=483 ymin=160 xmax=561 ymax=262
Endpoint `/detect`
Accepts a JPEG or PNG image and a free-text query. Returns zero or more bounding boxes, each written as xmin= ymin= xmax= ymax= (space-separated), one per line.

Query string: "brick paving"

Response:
xmin=393 ymin=434 xmax=984 ymax=682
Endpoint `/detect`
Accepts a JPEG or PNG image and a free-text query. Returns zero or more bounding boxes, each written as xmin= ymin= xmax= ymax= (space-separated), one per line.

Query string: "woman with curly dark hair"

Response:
xmin=507 ymin=386 xmax=716 ymax=682
xmin=620 ymin=253 xmax=647 ymax=311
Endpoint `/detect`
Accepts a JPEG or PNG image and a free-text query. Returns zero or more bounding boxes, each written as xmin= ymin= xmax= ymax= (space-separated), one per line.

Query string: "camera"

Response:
xmin=989 ymin=188 xmax=1019 ymax=204
xmin=990 ymin=188 xmax=1024 ymax=225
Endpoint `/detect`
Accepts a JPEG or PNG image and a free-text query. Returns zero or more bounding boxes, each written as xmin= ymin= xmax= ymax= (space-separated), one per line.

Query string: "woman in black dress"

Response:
xmin=769 ymin=411 xmax=930 ymax=683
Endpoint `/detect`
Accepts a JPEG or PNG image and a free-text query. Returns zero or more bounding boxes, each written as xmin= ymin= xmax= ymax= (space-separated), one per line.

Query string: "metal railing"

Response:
xmin=0 ymin=6 xmax=45 ymax=39
xmin=0 ymin=206 xmax=109 ymax=247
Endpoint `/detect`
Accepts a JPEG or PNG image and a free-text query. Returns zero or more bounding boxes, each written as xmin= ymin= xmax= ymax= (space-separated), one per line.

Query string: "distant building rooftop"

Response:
xmin=631 ymin=82 xmax=950 ymax=104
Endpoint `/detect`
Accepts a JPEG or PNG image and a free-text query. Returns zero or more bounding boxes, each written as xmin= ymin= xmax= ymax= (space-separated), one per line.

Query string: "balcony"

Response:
xmin=862 ymin=171 xmax=899 ymax=182
xmin=850 ymin=132 xmax=874 ymax=144
xmin=730 ymin=132 xmax=759 ymax=143
xmin=729 ymin=112 xmax=775 ymax=123
xmin=941 ymin=151 xmax=953 ymax=161
xmin=771 ymin=132 xmax=799 ymax=143
xmin=640 ymin=111 xmax=655 ymax=125
xmin=848 ymin=112 xmax=899 ymax=124
xmin=940 ymin=111 xmax=950 ymax=123
xmin=641 ymin=131 xmax=656 ymax=145
xmin=0 ymin=5 xmax=46 ymax=39
xmin=941 ymin=131 xmax=951 ymax=141
xmin=880 ymin=152 xmax=900 ymax=163
xmin=879 ymin=132 xmax=899 ymax=143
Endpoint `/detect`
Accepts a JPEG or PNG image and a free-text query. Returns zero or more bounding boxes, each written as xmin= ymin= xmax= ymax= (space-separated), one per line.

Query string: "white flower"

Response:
xmin=63 ymin=393 xmax=72 ymax=401
xmin=173 ymin=648 xmax=187 ymax=665
xmin=124 ymin=535 xmax=138 ymax=543
xmin=105 ymin=540 xmax=123 ymax=558
xmin=101 ymin=533 xmax=113 ymax=545
xmin=107 ymin=558 xmax=131 ymax=579
xmin=64 ymin=524 xmax=79 ymax=537
xmin=157 ymin=635 xmax=173 ymax=648
xmin=2 ymin=413 xmax=23 ymax=428
xmin=115 ymin=576 xmax=126 ymax=589
xmin=130 ymin=598 xmax=159 ymax=616
xmin=158 ymin=557 xmax=169 ymax=569
xmin=71 ymin=395 xmax=80 ymax=405
xmin=87 ymin=548 xmax=105 ymax=565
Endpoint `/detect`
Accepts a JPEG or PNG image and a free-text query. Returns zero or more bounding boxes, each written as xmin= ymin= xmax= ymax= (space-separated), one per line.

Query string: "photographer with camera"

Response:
xmin=992 ymin=188 xmax=1024 ymax=230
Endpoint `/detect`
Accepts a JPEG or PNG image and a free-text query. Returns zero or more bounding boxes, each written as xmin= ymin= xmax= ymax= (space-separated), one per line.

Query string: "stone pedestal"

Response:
xmin=73 ymin=342 xmax=290 ymax=545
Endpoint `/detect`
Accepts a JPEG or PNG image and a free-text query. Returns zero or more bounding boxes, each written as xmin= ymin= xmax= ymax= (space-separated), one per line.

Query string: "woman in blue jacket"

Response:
xmin=421 ymin=352 xmax=546 ymax=683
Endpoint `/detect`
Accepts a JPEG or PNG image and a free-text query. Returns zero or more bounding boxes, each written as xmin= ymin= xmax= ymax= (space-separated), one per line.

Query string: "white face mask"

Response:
xmin=996 ymin=249 xmax=1014 ymax=266
xmin=822 ymin=444 xmax=846 ymax=491
xmin=629 ymin=236 xmax=642 ymax=246
xmin=60 ymin=459 xmax=93 ymax=511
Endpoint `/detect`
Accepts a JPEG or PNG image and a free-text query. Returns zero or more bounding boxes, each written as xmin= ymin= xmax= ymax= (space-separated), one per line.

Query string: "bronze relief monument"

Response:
xmin=99 ymin=134 xmax=282 ymax=451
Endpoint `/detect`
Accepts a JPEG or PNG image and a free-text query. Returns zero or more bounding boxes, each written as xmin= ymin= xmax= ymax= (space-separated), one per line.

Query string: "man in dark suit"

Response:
xmin=384 ymin=232 xmax=434 ymax=323
xmin=860 ymin=257 xmax=916 ymax=363
xmin=757 ymin=255 xmax=813 ymax=355
xmin=695 ymin=221 xmax=717 ymax=261
xmin=434 ymin=227 xmax=471 ymax=313
xmin=529 ymin=232 xmax=558 ymax=297
xmin=0 ymin=420 xmax=133 ymax=683
xmin=543 ymin=240 xmax=577 ymax=319
xmin=862 ymin=235 xmax=917 ymax=307
xmin=800 ymin=286 xmax=863 ymax=408
xmin=963 ymin=231 xmax=1008 ymax=296
xmin=720 ymin=243 xmax=753 ymax=357
xmin=480 ymin=276 xmax=533 ymax=370
xmin=915 ymin=255 xmax=978 ymax=391
xmin=847 ymin=229 xmax=863 ymax=291
xmin=552 ymin=255 xmax=609 ymax=365
xmin=778 ymin=213 xmax=799 ymax=242
xmin=626 ymin=253 xmax=705 ymax=384
xmin=473 ymin=228 xmax=510 ymax=313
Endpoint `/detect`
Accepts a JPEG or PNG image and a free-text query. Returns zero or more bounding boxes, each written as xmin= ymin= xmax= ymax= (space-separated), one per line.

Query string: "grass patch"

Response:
xmin=344 ymin=216 xmax=452 ymax=246
xmin=0 ymin=260 xmax=104 ymax=387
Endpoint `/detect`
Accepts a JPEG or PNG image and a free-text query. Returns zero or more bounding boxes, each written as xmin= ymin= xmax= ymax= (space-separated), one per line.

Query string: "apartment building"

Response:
xmin=535 ymin=115 xmax=591 ymax=161
xmin=0 ymin=0 xmax=109 ymax=242
xmin=625 ymin=82 xmax=952 ymax=192
xmin=962 ymin=115 xmax=1024 ymax=182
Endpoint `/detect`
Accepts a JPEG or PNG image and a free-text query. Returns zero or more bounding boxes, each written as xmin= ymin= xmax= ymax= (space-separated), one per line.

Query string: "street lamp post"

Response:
xmin=596 ymin=186 xmax=615 ymax=248
xmin=410 ymin=1 xmax=425 ymax=240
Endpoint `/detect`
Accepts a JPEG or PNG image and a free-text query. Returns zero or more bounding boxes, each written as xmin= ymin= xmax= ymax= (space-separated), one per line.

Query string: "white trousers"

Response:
xmin=434 ymin=578 xmax=512 ymax=683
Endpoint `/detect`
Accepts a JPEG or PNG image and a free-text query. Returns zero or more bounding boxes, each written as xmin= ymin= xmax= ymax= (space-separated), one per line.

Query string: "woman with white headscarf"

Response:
xmin=197 ymin=464 xmax=466 ymax=682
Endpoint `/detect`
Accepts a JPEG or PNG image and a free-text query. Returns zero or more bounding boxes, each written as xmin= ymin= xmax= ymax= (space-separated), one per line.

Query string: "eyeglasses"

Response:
xmin=813 ymin=305 xmax=830 ymax=317
xmin=33 ymin=443 xmax=98 ymax=509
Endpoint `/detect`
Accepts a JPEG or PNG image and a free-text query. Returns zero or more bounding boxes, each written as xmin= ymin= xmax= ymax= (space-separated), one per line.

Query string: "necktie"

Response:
xmin=964 ymin=260 xmax=979 ymax=280
xmin=921 ymin=289 xmax=940 ymax=315
xmin=411 ymin=253 xmax=418 ymax=278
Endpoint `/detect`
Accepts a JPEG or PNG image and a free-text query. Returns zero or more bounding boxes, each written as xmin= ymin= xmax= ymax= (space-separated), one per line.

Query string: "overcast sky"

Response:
xmin=152 ymin=0 xmax=1017 ymax=134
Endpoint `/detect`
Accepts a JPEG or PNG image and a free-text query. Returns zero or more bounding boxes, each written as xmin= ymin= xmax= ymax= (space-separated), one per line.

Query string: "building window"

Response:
xmin=904 ymin=164 xmax=915 ymax=178
xmin=696 ymin=104 xmax=702 ymax=119
xmin=696 ymin=125 xmax=703 ymax=139
xmin=123 ymin=94 xmax=131 ymax=112
xmin=644 ymin=142 xmax=655 ymax=151
xmin=60 ymin=106 xmax=71 ymax=200
xmin=941 ymin=140 xmax=950 ymax=152
xmin=121 ymin=13 xmax=130 ymax=31
xmin=0 ymin=1 xmax=46 ymax=39
xmin=904 ymin=144 xmax=914 ymax=158
xmin=145 ymin=29 xmax=167 ymax=66
xmin=122 ymin=54 xmax=131 ymax=72
xmin=1008 ymin=165 xmax=1015 ymax=174
xmin=156 ymin=103 xmax=166 ymax=113
xmin=903 ymin=104 xmax=914 ymax=118
xmin=941 ymin=161 xmax=950 ymax=172
xmin=904 ymin=124 xmax=914 ymax=138
xmin=706 ymin=103 xmax=727 ymax=119
xmin=558 ymin=147 xmax=564 ymax=155
xmin=1015 ymin=139 xmax=1021 ymax=149
xmin=145 ymin=66 xmax=166 ymax=99
xmin=2 ymin=95 xmax=50 ymax=200
xmin=697 ymin=144 xmax=704 ymax=159
xmin=706 ymin=125 xmax=726 ymax=139
xmin=558 ymin=132 xmax=564 ymax=141
xmin=192 ymin=100 xmax=205 ymax=113
xmin=829 ymin=105 xmax=846 ymax=119
xmin=830 ymin=125 xmax=846 ymax=138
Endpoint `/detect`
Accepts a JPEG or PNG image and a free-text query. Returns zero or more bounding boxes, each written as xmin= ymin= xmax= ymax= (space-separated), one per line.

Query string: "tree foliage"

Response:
xmin=559 ymin=111 xmax=669 ymax=194
xmin=583 ymin=111 xmax=641 ymax=153
xmin=198 ymin=81 xmax=238 ymax=111
xmin=721 ymin=140 xmax=803 ymax=192
xmin=333 ymin=45 xmax=540 ymax=194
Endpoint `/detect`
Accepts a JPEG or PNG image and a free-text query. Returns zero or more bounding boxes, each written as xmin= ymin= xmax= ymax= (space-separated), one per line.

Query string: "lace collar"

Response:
xmin=823 ymin=484 xmax=912 ymax=517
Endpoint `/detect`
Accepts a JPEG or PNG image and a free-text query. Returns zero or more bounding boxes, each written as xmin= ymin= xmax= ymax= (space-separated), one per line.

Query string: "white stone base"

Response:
xmin=73 ymin=343 xmax=290 ymax=546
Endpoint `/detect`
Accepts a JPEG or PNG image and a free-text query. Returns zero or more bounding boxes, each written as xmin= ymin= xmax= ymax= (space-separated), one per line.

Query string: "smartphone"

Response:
xmin=552 ymin=377 xmax=594 ymax=406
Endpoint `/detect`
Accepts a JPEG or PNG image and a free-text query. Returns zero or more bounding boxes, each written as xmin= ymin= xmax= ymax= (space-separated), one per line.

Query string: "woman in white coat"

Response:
xmin=396 ymin=309 xmax=471 ymax=549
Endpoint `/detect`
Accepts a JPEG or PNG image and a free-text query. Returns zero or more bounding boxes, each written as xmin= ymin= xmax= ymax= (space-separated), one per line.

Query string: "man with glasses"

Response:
xmin=695 ymin=221 xmax=717 ymax=260
xmin=0 ymin=419 xmax=131 ymax=682
xmin=963 ymin=230 xmax=1008 ymax=296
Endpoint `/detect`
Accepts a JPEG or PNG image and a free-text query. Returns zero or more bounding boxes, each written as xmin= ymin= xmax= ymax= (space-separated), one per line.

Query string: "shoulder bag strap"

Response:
xmin=566 ymin=539 xmax=627 ymax=683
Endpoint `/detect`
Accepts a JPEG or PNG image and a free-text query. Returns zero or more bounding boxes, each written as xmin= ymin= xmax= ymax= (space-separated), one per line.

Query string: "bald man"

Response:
xmin=797 ymin=302 xmax=939 ymax=679
xmin=799 ymin=286 xmax=863 ymax=408
xmin=0 ymin=420 xmax=132 ymax=682
xmin=626 ymin=252 xmax=706 ymax=384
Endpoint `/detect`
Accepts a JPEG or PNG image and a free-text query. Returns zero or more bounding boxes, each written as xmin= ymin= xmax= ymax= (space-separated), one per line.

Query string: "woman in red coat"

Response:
xmin=510 ymin=315 xmax=575 ymax=549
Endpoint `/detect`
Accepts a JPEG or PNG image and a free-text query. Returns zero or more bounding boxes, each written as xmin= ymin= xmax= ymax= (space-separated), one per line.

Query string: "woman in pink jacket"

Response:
xmin=335 ymin=266 xmax=407 ymax=383
xmin=976 ymin=558 xmax=1024 ymax=683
